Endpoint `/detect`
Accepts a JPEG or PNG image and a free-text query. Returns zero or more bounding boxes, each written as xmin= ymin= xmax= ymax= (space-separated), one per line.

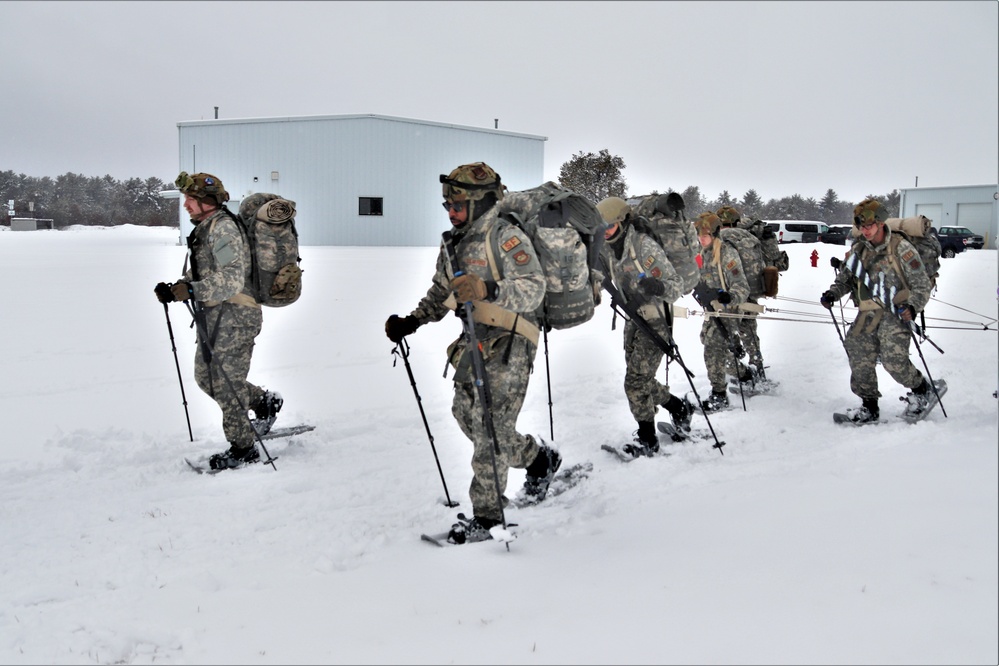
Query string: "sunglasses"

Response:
xmin=442 ymin=201 xmax=465 ymax=212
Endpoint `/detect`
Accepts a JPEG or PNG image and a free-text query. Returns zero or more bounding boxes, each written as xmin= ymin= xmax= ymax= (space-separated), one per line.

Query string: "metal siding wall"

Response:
xmin=899 ymin=184 xmax=999 ymax=249
xmin=178 ymin=116 xmax=545 ymax=247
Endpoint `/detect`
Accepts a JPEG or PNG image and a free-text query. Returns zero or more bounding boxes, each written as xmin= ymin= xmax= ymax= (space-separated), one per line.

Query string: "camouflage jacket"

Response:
xmin=601 ymin=225 xmax=684 ymax=321
xmin=827 ymin=226 xmax=931 ymax=312
xmin=182 ymin=208 xmax=256 ymax=307
xmin=697 ymin=238 xmax=750 ymax=310
xmin=410 ymin=208 xmax=546 ymax=343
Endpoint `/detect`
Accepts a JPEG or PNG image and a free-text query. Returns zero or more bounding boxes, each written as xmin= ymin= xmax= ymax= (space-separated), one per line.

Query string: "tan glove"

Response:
xmin=171 ymin=282 xmax=194 ymax=302
xmin=452 ymin=273 xmax=489 ymax=302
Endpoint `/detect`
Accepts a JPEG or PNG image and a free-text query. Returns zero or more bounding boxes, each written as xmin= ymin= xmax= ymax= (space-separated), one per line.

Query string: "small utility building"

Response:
xmin=176 ymin=114 xmax=547 ymax=246
xmin=900 ymin=184 xmax=998 ymax=249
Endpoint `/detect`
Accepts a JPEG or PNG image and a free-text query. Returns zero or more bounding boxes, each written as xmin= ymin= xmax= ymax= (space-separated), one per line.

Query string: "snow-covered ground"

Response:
xmin=1 ymin=224 xmax=996 ymax=665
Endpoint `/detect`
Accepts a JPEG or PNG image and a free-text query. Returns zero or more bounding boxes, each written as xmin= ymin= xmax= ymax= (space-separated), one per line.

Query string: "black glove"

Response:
xmin=154 ymin=282 xmax=175 ymax=303
xmin=638 ymin=276 xmax=666 ymax=298
xmin=716 ymin=290 xmax=732 ymax=305
xmin=385 ymin=314 xmax=420 ymax=343
xmin=692 ymin=282 xmax=714 ymax=309
xmin=171 ymin=282 xmax=194 ymax=302
xmin=820 ymin=290 xmax=837 ymax=309
xmin=830 ymin=256 xmax=842 ymax=270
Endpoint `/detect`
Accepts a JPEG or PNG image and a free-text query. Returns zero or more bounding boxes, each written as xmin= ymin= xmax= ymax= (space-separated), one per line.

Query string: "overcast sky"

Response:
xmin=2 ymin=1 xmax=996 ymax=203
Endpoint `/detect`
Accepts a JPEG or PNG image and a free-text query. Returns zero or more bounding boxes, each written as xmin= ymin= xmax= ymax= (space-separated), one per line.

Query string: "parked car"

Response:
xmin=764 ymin=221 xmax=827 ymax=243
xmin=930 ymin=226 xmax=969 ymax=258
xmin=820 ymin=225 xmax=853 ymax=245
xmin=935 ymin=225 xmax=984 ymax=251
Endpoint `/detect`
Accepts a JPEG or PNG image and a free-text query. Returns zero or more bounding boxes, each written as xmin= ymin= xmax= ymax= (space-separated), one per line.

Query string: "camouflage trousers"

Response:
xmin=623 ymin=319 xmax=675 ymax=423
xmin=700 ymin=317 xmax=745 ymax=393
xmin=735 ymin=301 xmax=764 ymax=368
xmin=452 ymin=334 xmax=540 ymax=524
xmin=193 ymin=303 xmax=265 ymax=448
xmin=844 ymin=309 xmax=923 ymax=401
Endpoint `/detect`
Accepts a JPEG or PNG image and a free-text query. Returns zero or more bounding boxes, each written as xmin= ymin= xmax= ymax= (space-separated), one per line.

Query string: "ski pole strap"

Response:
xmin=442 ymin=293 xmax=540 ymax=346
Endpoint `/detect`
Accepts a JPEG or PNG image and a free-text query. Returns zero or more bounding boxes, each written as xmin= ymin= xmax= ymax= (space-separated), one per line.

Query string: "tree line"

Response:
xmin=557 ymin=149 xmax=902 ymax=224
xmin=2 ymin=152 xmax=903 ymax=229
xmin=0 ymin=171 xmax=176 ymax=228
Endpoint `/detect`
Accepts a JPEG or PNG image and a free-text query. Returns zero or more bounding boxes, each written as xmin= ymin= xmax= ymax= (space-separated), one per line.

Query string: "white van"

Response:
xmin=763 ymin=220 xmax=828 ymax=243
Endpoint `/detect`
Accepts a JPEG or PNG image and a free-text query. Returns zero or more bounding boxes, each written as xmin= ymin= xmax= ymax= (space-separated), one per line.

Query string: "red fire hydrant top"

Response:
xmin=810 ymin=249 xmax=819 ymax=267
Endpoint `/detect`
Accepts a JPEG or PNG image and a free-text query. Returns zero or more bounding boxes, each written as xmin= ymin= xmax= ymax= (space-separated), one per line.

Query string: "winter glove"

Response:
xmin=820 ymin=290 xmax=837 ymax=309
xmin=692 ymin=282 xmax=715 ymax=309
xmin=154 ymin=282 xmax=175 ymax=303
xmin=638 ymin=276 xmax=666 ymax=298
xmin=385 ymin=314 xmax=420 ymax=343
xmin=896 ymin=304 xmax=916 ymax=321
xmin=716 ymin=290 xmax=732 ymax=305
xmin=452 ymin=273 xmax=496 ymax=303
xmin=830 ymin=256 xmax=843 ymax=270
xmin=170 ymin=282 xmax=194 ymax=302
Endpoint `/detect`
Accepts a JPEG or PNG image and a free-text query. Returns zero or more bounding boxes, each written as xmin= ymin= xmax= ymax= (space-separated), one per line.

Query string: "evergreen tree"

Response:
xmin=558 ymin=149 xmax=627 ymax=203
xmin=741 ymin=189 xmax=764 ymax=219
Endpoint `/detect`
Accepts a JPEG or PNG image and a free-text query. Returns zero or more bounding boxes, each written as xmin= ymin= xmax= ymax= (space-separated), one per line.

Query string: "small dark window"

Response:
xmin=359 ymin=197 xmax=383 ymax=216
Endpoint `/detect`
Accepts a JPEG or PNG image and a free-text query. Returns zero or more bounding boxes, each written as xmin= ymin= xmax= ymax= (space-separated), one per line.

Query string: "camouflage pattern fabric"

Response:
xmin=602 ymin=226 xmax=685 ymax=422
xmin=739 ymin=219 xmax=784 ymax=270
xmin=825 ymin=226 xmax=931 ymax=401
xmin=407 ymin=207 xmax=546 ymax=522
xmin=697 ymin=240 xmax=751 ymax=393
xmin=646 ymin=212 xmax=700 ymax=294
xmin=718 ymin=226 xmax=766 ymax=299
xmin=194 ymin=304 xmax=265 ymax=448
xmin=182 ymin=208 xmax=264 ymax=448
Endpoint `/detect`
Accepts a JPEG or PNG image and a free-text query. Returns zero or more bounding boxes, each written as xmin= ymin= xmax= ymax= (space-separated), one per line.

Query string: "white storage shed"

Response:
xmin=899 ymin=184 xmax=998 ymax=250
xmin=175 ymin=114 xmax=547 ymax=247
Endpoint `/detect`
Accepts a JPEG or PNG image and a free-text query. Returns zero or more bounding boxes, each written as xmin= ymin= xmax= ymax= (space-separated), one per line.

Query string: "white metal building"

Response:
xmin=175 ymin=114 xmax=547 ymax=246
xmin=899 ymin=184 xmax=998 ymax=249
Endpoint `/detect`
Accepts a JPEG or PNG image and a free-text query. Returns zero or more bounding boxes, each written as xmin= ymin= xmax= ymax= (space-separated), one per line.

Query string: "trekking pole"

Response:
xmin=162 ymin=302 xmax=194 ymax=442
xmin=730 ymin=336 xmax=747 ymax=412
xmin=542 ymin=325 xmax=554 ymax=441
xmin=392 ymin=338 xmax=459 ymax=507
xmin=828 ymin=306 xmax=845 ymax=345
xmin=443 ymin=231 xmax=511 ymax=549
xmin=904 ymin=320 xmax=947 ymax=418
xmin=184 ymin=301 xmax=278 ymax=470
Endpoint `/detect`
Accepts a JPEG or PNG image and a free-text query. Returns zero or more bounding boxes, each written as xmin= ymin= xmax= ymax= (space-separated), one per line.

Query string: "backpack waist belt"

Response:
xmin=205 ymin=292 xmax=260 ymax=309
xmin=443 ymin=294 xmax=540 ymax=346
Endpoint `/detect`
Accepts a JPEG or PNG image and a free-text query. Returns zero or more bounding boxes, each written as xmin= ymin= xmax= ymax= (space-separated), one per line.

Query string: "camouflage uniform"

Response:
xmin=646 ymin=212 xmax=701 ymax=295
xmin=697 ymin=240 xmax=751 ymax=394
xmin=825 ymin=225 xmax=931 ymax=401
xmin=602 ymin=226 xmax=685 ymax=422
xmin=718 ymin=226 xmax=766 ymax=372
xmin=182 ymin=208 xmax=267 ymax=449
xmin=407 ymin=209 xmax=546 ymax=524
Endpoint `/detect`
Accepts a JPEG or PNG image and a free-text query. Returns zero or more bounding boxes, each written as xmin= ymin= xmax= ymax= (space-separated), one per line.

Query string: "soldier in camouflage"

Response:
xmin=717 ymin=205 xmax=773 ymax=387
xmin=820 ymin=199 xmax=938 ymax=424
xmin=692 ymin=212 xmax=751 ymax=412
xmin=384 ymin=162 xmax=562 ymax=545
xmin=596 ymin=197 xmax=691 ymax=457
xmin=154 ymin=172 xmax=282 ymax=470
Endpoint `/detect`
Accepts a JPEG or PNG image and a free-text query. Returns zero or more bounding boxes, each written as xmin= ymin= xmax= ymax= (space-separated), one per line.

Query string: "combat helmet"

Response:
xmin=853 ymin=198 xmax=888 ymax=227
xmin=440 ymin=162 xmax=505 ymax=222
xmin=175 ymin=171 xmax=229 ymax=206
xmin=596 ymin=196 xmax=632 ymax=226
xmin=694 ymin=211 xmax=722 ymax=237
xmin=716 ymin=205 xmax=742 ymax=227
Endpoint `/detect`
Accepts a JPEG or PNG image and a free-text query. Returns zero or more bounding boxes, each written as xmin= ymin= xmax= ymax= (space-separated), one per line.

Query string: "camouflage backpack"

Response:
xmin=236 ymin=193 xmax=303 ymax=307
xmin=492 ymin=182 xmax=606 ymax=330
xmin=885 ymin=216 xmax=942 ymax=289
xmin=740 ymin=218 xmax=789 ymax=272
xmin=631 ymin=193 xmax=700 ymax=294
xmin=718 ymin=226 xmax=768 ymax=299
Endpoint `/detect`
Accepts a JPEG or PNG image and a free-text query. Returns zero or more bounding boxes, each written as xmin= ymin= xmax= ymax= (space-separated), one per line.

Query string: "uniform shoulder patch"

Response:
xmin=513 ymin=250 xmax=531 ymax=265
xmin=501 ymin=236 xmax=521 ymax=253
xmin=909 ymin=258 xmax=922 ymax=269
xmin=725 ymin=259 xmax=738 ymax=272
xmin=644 ymin=255 xmax=656 ymax=270
xmin=651 ymin=267 xmax=662 ymax=279
xmin=901 ymin=249 xmax=916 ymax=263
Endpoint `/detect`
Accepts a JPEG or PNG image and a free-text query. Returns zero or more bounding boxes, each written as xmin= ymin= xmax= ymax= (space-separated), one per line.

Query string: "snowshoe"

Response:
xmin=208 ymin=444 xmax=261 ymax=471
xmin=899 ymin=379 xmax=947 ymax=423
xmin=446 ymin=513 xmax=498 ymax=545
xmin=833 ymin=404 xmax=880 ymax=426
